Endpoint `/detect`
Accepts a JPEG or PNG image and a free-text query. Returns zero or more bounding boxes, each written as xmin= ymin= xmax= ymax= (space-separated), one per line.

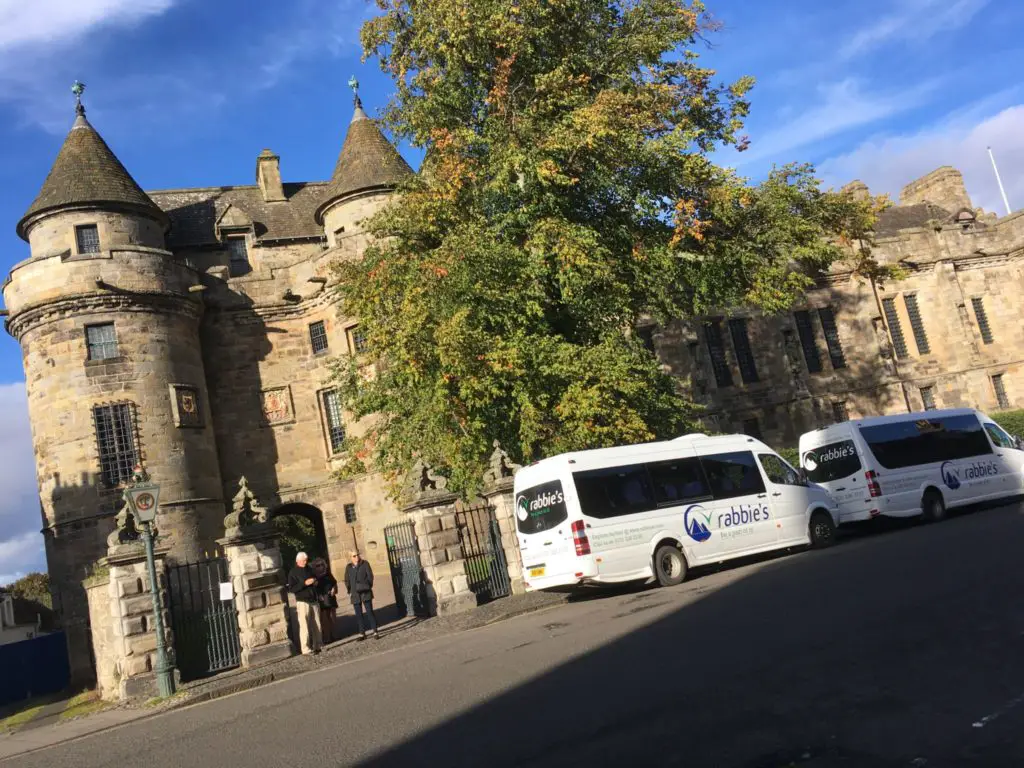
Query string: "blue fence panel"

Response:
xmin=0 ymin=632 xmax=70 ymax=707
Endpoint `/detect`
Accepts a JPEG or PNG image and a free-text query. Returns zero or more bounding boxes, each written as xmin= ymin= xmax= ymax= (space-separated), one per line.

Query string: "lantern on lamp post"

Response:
xmin=123 ymin=466 xmax=176 ymax=698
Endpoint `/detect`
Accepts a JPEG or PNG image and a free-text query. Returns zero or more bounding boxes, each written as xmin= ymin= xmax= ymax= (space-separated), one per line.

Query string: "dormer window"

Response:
xmin=75 ymin=224 xmax=100 ymax=254
xmin=227 ymin=237 xmax=249 ymax=275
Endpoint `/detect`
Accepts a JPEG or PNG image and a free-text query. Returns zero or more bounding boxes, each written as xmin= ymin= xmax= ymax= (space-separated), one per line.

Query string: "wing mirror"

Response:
xmin=796 ymin=468 xmax=809 ymax=486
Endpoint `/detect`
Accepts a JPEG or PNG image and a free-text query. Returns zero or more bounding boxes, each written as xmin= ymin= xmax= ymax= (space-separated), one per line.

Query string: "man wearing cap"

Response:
xmin=287 ymin=551 xmax=322 ymax=655
xmin=344 ymin=550 xmax=379 ymax=640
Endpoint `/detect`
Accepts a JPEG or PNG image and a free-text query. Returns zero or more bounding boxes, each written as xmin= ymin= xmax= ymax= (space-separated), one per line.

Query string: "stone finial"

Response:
xmin=224 ymin=476 xmax=270 ymax=538
xmin=841 ymin=180 xmax=869 ymax=201
xmin=106 ymin=500 xmax=145 ymax=555
xmin=482 ymin=440 xmax=522 ymax=487
xmin=405 ymin=459 xmax=450 ymax=501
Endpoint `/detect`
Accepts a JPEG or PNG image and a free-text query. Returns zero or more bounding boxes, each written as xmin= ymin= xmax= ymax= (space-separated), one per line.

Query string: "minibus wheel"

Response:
xmin=654 ymin=544 xmax=687 ymax=587
xmin=809 ymin=510 xmax=836 ymax=548
xmin=922 ymin=489 xmax=947 ymax=522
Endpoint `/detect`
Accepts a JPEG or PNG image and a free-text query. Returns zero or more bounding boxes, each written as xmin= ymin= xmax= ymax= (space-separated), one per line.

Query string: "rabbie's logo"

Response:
xmin=684 ymin=504 xmax=712 ymax=543
xmin=516 ymin=490 xmax=564 ymax=521
xmin=803 ymin=443 xmax=856 ymax=471
xmin=941 ymin=460 xmax=1000 ymax=490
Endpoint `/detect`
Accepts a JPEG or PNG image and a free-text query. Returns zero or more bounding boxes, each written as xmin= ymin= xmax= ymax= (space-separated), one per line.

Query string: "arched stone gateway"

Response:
xmin=270 ymin=503 xmax=330 ymax=568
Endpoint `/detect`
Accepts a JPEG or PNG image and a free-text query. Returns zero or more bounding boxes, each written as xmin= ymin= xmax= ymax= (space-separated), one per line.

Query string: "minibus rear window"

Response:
xmin=515 ymin=480 xmax=569 ymax=534
xmin=802 ymin=439 xmax=861 ymax=483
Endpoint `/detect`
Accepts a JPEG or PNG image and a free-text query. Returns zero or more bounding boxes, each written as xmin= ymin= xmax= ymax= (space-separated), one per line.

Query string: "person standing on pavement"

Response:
xmin=312 ymin=557 xmax=339 ymax=645
xmin=344 ymin=550 xmax=379 ymax=640
xmin=287 ymin=551 xmax=322 ymax=655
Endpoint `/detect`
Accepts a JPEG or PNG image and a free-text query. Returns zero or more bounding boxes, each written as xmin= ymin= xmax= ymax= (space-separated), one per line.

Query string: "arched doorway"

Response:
xmin=271 ymin=503 xmax=330 ymax=569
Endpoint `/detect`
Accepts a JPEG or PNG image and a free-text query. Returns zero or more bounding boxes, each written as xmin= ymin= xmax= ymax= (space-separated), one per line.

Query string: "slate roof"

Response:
xmin=148 ymin=182 xmax=329 ymax=248
xmin=17 ymin=110 xmax=167 ymax=240
xmin=315 ymin=101 xmax=413 ymax=222
xmin=874 ymin=203 xmax=952 ymax=237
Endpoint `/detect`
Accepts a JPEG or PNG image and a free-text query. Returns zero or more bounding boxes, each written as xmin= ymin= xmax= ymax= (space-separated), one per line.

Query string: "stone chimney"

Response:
xmin=256 ymin=149 xmax=286 ymax=202
xmin=841 ymin=180 xmax=870 ymax=201
xmin=900 ymin=166 xmax=971 ymax=212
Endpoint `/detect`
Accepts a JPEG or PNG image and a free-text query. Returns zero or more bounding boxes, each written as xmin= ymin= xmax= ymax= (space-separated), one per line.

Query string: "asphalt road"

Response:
xmin=8 ymin=501 xmax=1024 ymax=768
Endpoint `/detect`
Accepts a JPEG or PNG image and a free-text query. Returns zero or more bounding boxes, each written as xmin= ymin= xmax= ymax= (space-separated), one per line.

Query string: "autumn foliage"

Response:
xmin=331 ymin=0 xmax=882 ymax=495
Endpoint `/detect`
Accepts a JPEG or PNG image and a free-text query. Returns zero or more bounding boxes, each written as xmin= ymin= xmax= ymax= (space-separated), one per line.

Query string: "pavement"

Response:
xmin=5 ymin=500 xmax=1024 ymax=766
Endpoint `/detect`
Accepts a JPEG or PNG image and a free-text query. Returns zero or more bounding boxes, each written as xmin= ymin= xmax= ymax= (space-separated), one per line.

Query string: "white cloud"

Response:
xmin=839 ymin=0 xmax=990 ymax=60
xmin=735 ymin=78 xmax=938 ymax=165
xmin=0 ymin=0 xmax=175 ymax=51
xmin=0 ymin=382 xmax=44 ymax=582
xmin=818 ymin=103 xmax=1024 ymax=215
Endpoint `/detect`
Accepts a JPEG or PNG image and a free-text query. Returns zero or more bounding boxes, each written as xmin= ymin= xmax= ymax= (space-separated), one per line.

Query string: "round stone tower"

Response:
xmin=315 ymin=92 xmax=413 ymax=247
xmin=3 ymin=93 xmax=225 ymax=683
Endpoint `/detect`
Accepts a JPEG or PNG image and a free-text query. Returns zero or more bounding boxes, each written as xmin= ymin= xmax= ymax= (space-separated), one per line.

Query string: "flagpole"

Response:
xmin=987 ymin=146 xmax=1012 ymax=216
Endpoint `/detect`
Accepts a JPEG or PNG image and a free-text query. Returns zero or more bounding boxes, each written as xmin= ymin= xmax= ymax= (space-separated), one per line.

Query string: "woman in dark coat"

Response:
xmin=344 ymin=550 xmax=379 ymax=640
xmin=312 ymin=557 xmax=338 ymax=644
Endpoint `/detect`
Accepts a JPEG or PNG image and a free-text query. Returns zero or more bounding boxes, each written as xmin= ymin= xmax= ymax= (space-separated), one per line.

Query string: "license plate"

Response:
xmin=530 ymin=567 xmax=545 ymax=578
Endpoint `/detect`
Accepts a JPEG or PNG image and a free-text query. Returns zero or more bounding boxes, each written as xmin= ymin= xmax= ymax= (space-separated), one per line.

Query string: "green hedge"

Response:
xmin=993 ymin=409 xmax=1024 ymax=437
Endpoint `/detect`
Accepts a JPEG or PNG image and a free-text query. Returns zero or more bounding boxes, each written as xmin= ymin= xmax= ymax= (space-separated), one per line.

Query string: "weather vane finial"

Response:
xmin=347 ymin=75 xmax=361 ymax=109
xmin=71 ymin=80 xmax=86 ymax=116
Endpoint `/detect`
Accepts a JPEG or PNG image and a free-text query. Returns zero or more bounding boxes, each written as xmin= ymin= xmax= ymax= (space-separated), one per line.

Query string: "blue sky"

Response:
xmin=1 ymin=0 xmax=1023 ymax=583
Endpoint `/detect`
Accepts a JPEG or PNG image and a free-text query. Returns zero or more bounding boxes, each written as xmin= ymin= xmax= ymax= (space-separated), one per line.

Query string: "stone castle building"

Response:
xmin=653 ymin=166 xmax=1024 ymax=447
xmin=2 ymin=91 xmax=1021 ymax=685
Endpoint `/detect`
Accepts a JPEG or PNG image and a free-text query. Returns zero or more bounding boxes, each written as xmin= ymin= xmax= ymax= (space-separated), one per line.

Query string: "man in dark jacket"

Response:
xmin=287 ymin=551 xmax=322 ymax=654
xmin=344 ymin=550 xmax=379 ymax=640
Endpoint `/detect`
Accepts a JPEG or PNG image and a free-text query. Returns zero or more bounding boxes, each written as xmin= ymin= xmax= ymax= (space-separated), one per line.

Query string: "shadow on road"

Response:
xmin=361 ymin=502 xmax=1024 ymax=767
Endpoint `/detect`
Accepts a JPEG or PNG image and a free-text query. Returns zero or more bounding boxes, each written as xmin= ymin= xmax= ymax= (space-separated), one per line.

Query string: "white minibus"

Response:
xmin=514 ymin=433 xmax=839 ymax=591
xmin=798 ymin=408 xmax=1024 ymax=524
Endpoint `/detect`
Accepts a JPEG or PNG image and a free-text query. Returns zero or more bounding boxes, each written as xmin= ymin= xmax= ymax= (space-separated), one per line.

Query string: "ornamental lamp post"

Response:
xmin=123 ymin=466 xmax=177 ymax=698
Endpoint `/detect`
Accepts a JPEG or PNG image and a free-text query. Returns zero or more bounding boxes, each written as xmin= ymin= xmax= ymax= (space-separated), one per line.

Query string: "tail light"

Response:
xmin=865 ymin=470 xmax=882 ymax=498
xmin=571 ymin=520 xmax=591 ymax=556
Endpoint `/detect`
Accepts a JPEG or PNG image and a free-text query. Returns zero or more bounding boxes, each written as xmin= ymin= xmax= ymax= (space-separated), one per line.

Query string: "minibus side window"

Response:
xmin=984 ymin=422 xmax=1015 ymax=449
xmin=860 ymin=414 xmax=991 ymax=469
xmin=758 ymin=453 xmax=801 ymax=485
xmin=647 ymin=457 xmax=711 ymax=506
xmin=573 ymin=465 xmax=657 ymax=519
xmin=700 ymin=451 xmax=766 ymax=500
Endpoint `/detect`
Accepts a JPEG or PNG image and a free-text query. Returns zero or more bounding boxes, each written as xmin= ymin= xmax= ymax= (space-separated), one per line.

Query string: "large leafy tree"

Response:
xmin=333 ymin=0 xmax=883 ymax=495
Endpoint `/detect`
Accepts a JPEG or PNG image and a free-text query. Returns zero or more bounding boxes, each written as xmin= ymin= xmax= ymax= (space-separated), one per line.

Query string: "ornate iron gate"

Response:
xmin=166 ymin=556 xmax=241 ymax=681
xmin=455 ymin=505 xmax=511 ymax=603
xmin=384 ymin=521 xmax=428 ymax=618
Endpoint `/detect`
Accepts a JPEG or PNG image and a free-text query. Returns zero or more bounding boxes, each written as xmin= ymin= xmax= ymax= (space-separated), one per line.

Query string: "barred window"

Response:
xmin=742 ymin=417 xmax=762 ymax=440
xmin=817 ymin=307 xmax=847 ymax=369
xmin=85 ymin=324 xmax=118 ymax=361
xmin=309 ymin=321 xmax=328 ymax=355
xmin=920 ymin=386 xmax=936 ymax=411
xmin=904 ymin=294 xmax=930 ymax=355
xmin=93 ymin=403 xmax=139 ymax=487
xmin=227 ymin=238 xmax=249 ymax=273
xmin=728 ymin=318 xmax=759 ymax=384
xmin=971 ymin=297 xmax=993 ymax=344
xmin=75 ymin=224 xmax=100 ymax=254
xmin=344 ymin=504 xmax=357 ymax=524
xmin=992 ymin=374 xmax=1009 ymax=410
xmin=832 ymin=401 xmax=849 ymax=423
xmin=322 ymin=390 xmax=346 ymax=453
xmin=348 ymin=326 xmax=368 ymax=354
xmin=793 ymin=311 xmax=822 ymax=373
xmin=703 ymin=320 xmax=733 ymax=388
xmin=636 ymin=325 xmax=656 ymax=353
xmin=881 ymin=298 xmax=909 ymax=359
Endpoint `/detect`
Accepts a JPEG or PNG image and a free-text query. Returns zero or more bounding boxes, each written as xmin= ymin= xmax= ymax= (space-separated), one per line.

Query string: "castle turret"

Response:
xmin=315 ymin=90 xmax=412 ymax=246
xmin=3 ymin=87 xmax=225 ymax=684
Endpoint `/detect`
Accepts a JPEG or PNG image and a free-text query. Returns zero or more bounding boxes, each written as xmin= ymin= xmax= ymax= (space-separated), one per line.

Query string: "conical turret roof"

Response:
xmin=315 ymin=99 xmax=413 ymax=223
xmin=17 ymin=105 xmax=167 ymax=240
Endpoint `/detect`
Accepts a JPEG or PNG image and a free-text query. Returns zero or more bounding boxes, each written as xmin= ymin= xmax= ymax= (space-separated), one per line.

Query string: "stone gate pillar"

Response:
xmin=219 ymin=477 xmax=293 ymax=668
xmin=85 ymin=502 xmax=177 ymax=701
xmin=480 ymin=441 xmax=525 ymax=595
xmin=401 ymin=461 xmax=477 ymax=616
